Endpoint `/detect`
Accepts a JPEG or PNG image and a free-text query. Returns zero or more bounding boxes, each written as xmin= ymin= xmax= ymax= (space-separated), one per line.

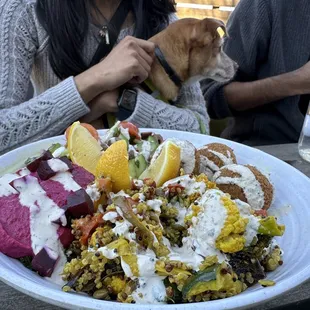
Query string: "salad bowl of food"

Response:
xmin=0 ymin=121 xmax=310 ymax=310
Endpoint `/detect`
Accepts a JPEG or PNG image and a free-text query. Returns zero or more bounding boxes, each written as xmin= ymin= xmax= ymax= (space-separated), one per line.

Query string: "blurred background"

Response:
xmin=176 ymin=0 xmax=239 ymax=22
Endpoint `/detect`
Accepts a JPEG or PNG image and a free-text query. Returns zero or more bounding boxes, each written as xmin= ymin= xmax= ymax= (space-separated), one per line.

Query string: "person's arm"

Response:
xmin=224 ymin=67 xmax=310 ymax=111
xmin=202 ymin=0 xmax=274 ymax=118
xmin=0 ymin=1 xmax=154 ymax=154
xmin=127 ymin=82 xmax=210 ymax=134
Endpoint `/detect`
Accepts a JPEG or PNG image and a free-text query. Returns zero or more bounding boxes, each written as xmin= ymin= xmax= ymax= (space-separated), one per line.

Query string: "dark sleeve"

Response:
xmin=201 ymin=0 xmax=272 ymax=119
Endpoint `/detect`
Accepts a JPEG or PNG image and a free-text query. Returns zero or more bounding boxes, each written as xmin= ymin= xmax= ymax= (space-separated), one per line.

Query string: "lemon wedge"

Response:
xmin=95 ymin=140 xmax=131 ymax=193
xmin=139 ymin=141 xmax=181 ymax=186
xmin=67 ymin=121 xmax=102 ymax=175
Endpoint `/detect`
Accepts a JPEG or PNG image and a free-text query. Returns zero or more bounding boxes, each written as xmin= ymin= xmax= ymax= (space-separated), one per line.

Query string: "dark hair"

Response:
xmin=36 ymin=0 xmax=176 ymax=80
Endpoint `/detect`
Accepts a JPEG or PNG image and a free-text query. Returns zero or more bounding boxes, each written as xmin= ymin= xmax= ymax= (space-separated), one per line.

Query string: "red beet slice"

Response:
xmin=31 ymin=247 xmax=59 ymax=277
xmin=0 ymin=194 xmax=32 ymax=249
xmin=0 ymin=221 xmax=33 ymax=258
xmin=38 ymin=179 xmax=70 ymax=208
xmin=37 ymin=161 xmax=56 ymax=180
xmin=59 ymin=157 xmax=73 ymax=171
xmin=71 ymin=165 xmax=95 ymax=188
xmin=65 ymin=189 xmax=94 ymax=218
xmin=57 ymin=227 xmax=74 ymax=248
xmin=26 ymin=151 xmax=53 ymax=172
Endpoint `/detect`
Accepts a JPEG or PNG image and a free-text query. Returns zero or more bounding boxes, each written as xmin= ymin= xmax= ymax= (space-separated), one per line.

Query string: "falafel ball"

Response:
xmin=198 ymin=143 xmax=237 ymax=179
xmin=213 ymin=164 xmax=273 ymax=210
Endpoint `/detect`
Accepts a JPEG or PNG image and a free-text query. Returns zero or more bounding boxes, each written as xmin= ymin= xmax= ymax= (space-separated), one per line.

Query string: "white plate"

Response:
xmin=1 ymin=129 xmax=310 ymax=310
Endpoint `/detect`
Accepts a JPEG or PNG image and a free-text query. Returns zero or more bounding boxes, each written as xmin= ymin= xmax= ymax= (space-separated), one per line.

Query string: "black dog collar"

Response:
xmin=154 ymin=45 xmax=183 ymax=88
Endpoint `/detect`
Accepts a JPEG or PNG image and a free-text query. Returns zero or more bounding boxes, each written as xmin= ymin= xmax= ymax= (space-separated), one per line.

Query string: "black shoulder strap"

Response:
xmin=89 ymin=0 xmax=133 ymax=67
xmin=154 ymin=45 xmax=183 ymax=87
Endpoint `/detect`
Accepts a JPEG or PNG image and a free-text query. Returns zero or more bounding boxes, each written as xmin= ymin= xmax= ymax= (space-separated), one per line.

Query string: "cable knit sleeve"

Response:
xmin=0 ymin=0 xmax=90 ymax=155
xmin=127 ymin=12 xmax=209 ymax=134
xmin=128 ymin=83 xmax=210 ymax=134
xmin=201 ymin=0 xmax=271 ymax=119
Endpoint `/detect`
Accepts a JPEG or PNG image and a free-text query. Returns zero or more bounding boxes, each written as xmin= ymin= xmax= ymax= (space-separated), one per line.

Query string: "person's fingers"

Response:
xmin=134 ymin=52 xmax=151 ymax=75
xmin=124 ymin=36 xmax=155 ymax=56
xmin=136 ymin=45 xmax=154 ymax=68
xmin=136 ymin=39 xmax=155 ymax=55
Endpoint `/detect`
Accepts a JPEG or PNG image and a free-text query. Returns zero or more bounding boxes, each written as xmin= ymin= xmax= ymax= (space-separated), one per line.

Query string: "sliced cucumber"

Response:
xmin=129 ymin=154 xmax=148 ymax=179
xmin=135 ymin=154 xmax=147 ymax=177
xmin=129 ymin=159 xmax=138 ymax=179
xmin=119 ymin=133 xmax=129 ymax=148
xmin=136 ymin=141 xmax=143 ymax=152
xmin=147 ymin=136 xmax=159 ymax=153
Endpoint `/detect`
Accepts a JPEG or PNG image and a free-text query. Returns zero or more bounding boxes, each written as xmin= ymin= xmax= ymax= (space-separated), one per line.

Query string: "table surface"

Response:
xmin=1 ymin=143 xmax=310 ymax=310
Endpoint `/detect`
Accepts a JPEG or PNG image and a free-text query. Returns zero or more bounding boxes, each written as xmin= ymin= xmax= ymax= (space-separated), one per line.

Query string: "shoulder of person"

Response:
xmin=1 ymin=0 xmax=47 ymax=49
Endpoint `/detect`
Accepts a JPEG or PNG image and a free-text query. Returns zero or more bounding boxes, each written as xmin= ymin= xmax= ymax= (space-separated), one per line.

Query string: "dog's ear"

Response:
xmin=191 ymin=18 xmax=226 ymax=47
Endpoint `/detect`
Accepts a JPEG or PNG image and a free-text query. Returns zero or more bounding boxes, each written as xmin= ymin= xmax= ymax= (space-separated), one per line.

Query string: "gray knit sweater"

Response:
xmin=201 ymin=0 xmax=310 ymax=146
xmin=0 ymin=0 xmax=209 ymax=155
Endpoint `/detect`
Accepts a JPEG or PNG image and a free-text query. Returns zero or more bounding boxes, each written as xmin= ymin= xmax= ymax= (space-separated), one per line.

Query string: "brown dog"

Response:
xmin=90 ymin=17 xmax=237 ymax=128
xmin=147 ymin=17 xmax=237 ymax=101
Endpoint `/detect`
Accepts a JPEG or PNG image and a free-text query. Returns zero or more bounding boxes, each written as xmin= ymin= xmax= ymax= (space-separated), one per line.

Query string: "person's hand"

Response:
xmin=75 ymin=36 xmax=155 ymax=103
xmin=80 ymin=89 xmax=119 ymax=124
xmin=98 ymin=36 xmax=155 ymax=89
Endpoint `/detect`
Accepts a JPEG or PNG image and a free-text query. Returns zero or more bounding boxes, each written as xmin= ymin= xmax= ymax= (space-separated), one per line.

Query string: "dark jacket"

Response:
xmin=201 ymin=0 xmax=310 ymax=146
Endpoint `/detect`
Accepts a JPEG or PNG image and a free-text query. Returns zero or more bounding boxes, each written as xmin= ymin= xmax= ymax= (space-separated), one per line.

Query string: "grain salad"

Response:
xmin=0 ymin=121 xmax=285 ymax=304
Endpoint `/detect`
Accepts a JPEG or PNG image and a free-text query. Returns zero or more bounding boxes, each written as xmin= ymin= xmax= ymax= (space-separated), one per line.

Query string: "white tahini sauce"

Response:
xmin=133 ymin=179 xmax=144 ymax=188
xmin=12 ymin=175 xmax=67 ymax=282
xmin=86 ymin=183 xmax=101 ymax=203
xmin=0 ymin=173 xmax=19 ymax=197
xmin=103 ymin=211 xmax=119 ymax=223
xmin=147 ymin=199 xmax=162 ymax=213
xmin=47 ymin=159 xmax=70 ymax=173
xmin=52 ymin=146 xmax=67 ymax=158
xmin=199 ymin=156 xmax=214 ymax=179
xmin=140 ymin=141 xmax=153 ymax=162
xmin=112 ymin=219 xmax=135 ymax=241
xmin=98 ymin=246 xmax=118 ymax=259
xmin=51 ymin=172 xmax=81 ymax=192
xmin=121 ymin=259 xmax=133 ymax=278
xmin=167 ymin=201 xmax=187 ymax=226
xmin=136 ymin=249 xmax=157 ymax=277
xmin=18 ymin=167 xmax=31 ymax=177
xmin=208 ymin=149 xmax=235 ymax=166
xmin=119 ymin=126 xmax=130 ymax=140
xmin=131 ymin=276 xmax=166 ymax=304
xmin=199 ymin=154 xmax=219 ymax=172
xmin=12 ymin=175 xmax=64 ymax=255
xmin=163 ymin=175 xmax=206 ymax=196
xmin=168 ymin=241 xmax=204 ymax=271
xmin=213 ymin=164 xmax=265 ymax=210
xmin=234 ymin=199 xmax=260 ymax=246
xmin=186 ymin=189 xmax=228 ymax=260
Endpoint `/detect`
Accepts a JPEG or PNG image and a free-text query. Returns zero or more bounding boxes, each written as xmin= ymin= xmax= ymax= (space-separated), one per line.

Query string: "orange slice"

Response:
xmin=95 ymin=140 xmax=131 ymax=193
xmin=67 ymin=122 xmax=102 ymax=175
xmin=139 ymin=141 xmax=181 ymax=186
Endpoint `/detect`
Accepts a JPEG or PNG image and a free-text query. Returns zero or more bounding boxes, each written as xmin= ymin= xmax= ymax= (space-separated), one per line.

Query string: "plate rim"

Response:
xmin=1 ymin=128 xmax=310 ymax=310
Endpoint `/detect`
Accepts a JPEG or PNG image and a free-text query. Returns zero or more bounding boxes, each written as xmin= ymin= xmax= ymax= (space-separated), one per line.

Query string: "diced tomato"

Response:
xmin=74 ymin=214 xmax=104 ymax=246
xmin=65 ymin=123 xmax=99 ymax=141
xmin=254 ymin=209 xmax=268 ymax=217
xmin=120 ymin=121 xmax=141 ymax=140
xmin=143 ymin=178 xmax=156 ymax=188
xmin=97 ymin=178 xmax=113 ymax=194
xmin=165 ymin=184 xmax=185 ymax=196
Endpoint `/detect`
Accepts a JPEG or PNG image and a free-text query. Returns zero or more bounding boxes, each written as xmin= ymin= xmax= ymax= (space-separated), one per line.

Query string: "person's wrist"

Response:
xmin=75 ymin=68 xmax=104 ymax=103
xmin=291 ymin=68 xmax=310 ymax=95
